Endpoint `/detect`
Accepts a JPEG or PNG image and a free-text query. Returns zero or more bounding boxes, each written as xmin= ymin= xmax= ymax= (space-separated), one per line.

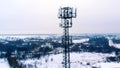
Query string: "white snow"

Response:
xmin=114 ymin=44 xmax=120 ymax=49
xmin=108 ymin=39 xmax=120 ymax=49
xmin=0 ymin=52 xmax=119 ymax=68
xmin=21 ymin=52 xmax=119 ymax=68
xmin=40 ymin=35 xmax=50 ymax=39
xmin=0 ymin=59 xmax=10 ymax=68
xmin=97 ymin=62 xmax=120 ymax=68
xmin=73 ymin=38 xmax=89 ymax=43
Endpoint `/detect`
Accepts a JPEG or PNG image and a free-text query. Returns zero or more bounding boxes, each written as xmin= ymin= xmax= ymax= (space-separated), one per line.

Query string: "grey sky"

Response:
xmin=0 ymin=0 xmax=120 ymax=34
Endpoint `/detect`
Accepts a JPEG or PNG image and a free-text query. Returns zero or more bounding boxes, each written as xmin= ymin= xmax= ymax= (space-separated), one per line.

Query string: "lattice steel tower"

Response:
xmin=58 ymin=7 xmax=77 ymax=68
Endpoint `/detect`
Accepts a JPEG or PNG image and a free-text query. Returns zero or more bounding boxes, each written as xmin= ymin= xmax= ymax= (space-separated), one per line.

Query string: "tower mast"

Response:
xmin=58 ymin=7 xmax=77 ymax=68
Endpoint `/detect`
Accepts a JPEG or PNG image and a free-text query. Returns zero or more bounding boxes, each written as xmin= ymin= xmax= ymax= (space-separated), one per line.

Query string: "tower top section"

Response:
xmin=58 ymin=7 xmax=77 ymax=19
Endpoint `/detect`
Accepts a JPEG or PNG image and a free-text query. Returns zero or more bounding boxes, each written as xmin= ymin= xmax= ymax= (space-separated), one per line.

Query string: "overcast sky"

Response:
xmin=0 ymin=0 xmax=120 ymax=34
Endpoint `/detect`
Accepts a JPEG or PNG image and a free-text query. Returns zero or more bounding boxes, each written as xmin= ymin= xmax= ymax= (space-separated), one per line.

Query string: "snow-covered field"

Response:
xmin=0 ymin=34 xmax=120 ymax=68
xmin=20 ymin=52 xmax=120 ymax=68
xmin=108 ymin=39 xmax=120 ymax=49
xmin=0 ymin=34 xmax=56 ymax=40
xmin=0 ymin=52 xmax=120 ymax=68
xmin=0 ymin=59 xmax=10 ymax=68
xmin=73 ymin=38 xmax=89 ymax=43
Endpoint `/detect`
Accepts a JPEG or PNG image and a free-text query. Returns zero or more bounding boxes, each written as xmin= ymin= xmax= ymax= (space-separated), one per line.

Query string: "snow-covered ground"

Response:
xmin=0 ymin=59 xmax=10 ymax=68
xmin=0 ymin=52 xmax=119 ymax=68
xmin=96 ymin=62 xmax=120 ymax=68
xmin=20 ymin=52 xmax=120 ymax=68
xmin=0 ymin=34 xmax=56 ymax=40
xmin=108 ymin=39 xmax=120 ymax=49
xmin=73 ymin=38 xmax=89 ymax=43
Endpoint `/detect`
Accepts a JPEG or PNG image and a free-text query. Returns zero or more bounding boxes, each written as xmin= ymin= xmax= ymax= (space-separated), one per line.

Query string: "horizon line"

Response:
xmin=0 ymin=33 xmax=120 ymax=35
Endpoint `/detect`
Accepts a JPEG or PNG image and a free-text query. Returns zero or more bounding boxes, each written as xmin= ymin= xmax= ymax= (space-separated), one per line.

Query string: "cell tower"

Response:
xmin=58 ymin=7 xmax=77 ymax=68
